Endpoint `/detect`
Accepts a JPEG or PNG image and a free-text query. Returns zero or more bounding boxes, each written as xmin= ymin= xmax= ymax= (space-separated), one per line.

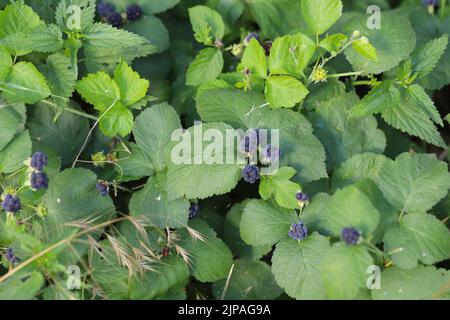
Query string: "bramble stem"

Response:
xmin=41 ymin=100 xmax=98 ymax=121
xmin=329 ymin=71 xmax=363 ymax=78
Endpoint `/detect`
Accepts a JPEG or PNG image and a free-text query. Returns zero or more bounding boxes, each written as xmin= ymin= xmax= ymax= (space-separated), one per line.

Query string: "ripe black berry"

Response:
xmin=30 ymin=151 xmax=48 ymax=171
xmin=295 ymin=191 xmax=309 ymax=202
xmin=107 ymin=11 xmax=123 ymax=28
xmin=96 ymin=181 xmax=109 ymax=197
xmin=5 ymin=248 xmax=20 ymax=264
xmin=97 ymin=1 xmax=115 ymax=18
xmin=126 ymin=4 xmax=142 ymax=21
xmin=241 ymin=165 xmax=260 ymax=184
xmin=1 ymin=194 xmax=21 ymax=213
xmin=341 ymin=227 xmax=361 ymax=245
xmin=263 ymin=41 xmax=273 ymax=55
xmin=288 ymin=221 xmax=308 ymax=240
xmin=31 ymin=172 xmax=49 ymax=190
xmin=189 ymin=203 xmax=200 ymax=219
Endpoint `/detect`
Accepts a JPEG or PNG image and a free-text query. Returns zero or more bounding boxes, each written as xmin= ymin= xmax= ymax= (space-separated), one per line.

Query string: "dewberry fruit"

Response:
xmin=31 ymin=172 xmax=49 ymax=190
xmin=5 ymin=248 xmax=20 ymax=264
xmin=107 ymin=11 xmax=123 ymax=28
xmin=244 ymin=32 xmax=259 ymax=46
xmin=241 ymin=165 xmax=260 ymax=184
xmin=1 ymin=194 xmax=21 ymax=213
xmin=126 ymin=4 xmax=142 ymax=21
xmin=96 ymin=181 xmax=109 ymax=197
xmin=296 ymin=192 xmax=309 ymax=202
xmin=288 ymin=221 xmax=308 ymax=240
xmin=97 ymin=1 xmax=115 ymax=18
xmin=260 ymin=144 xmax=280 ymax=163
xmin=188 ymin=203 xmax=200 ymax=219
xmin=30 ymin=151 xmax=48 ymax=171
xmin=341 ymin=227 xmax=361 ymax=245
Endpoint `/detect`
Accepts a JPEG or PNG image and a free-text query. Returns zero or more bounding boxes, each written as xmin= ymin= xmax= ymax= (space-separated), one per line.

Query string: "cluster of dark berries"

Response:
xmin=241 ymin=165 xmax=260 ymax=184
xmin=1 ymin=194 xmax=21 ymax=213
xmin=30 ymin=151 xmax=49 ymax=190
xmin=288 ymin=221 xmax=308 ymax=241
xmin=5 ymin=247 xmax=20 ymax=264
xmin=97 ymin=2 xmax=143 ymax=28
xmin=96 ymin=181 xmax=110 ymax=197
xmin=189 ymin=203 xmax=200 ymax=219
xmin=341 ymin=227 xmax=361 ymax=245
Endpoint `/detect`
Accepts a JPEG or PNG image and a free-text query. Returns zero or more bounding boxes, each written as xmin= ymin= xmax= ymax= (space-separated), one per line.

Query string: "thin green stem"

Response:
xmin=352 ymin=80 xmax=373 ymax=86
xmin=441 ymin=0 xmax=447 ymax=20
xmin=41 ymin=100 xmax=98 ymax=121
xmin=329 ymin=71 xmax=363 ymax=78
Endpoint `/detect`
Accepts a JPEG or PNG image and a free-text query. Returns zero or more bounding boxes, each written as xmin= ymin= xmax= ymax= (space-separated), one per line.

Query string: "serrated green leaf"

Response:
xmin=0 ymin=24 xmax=63 ymax=53
xmin=186 ymin=48 xmax=224 ymax=87
xmin=240 ymin=38 xmax=267 ymax=79
xmin=350 ymin=81 xmax=401 ymax=117
xmin=189 ymin=5 xmax=225 ymax=45
xmin=76 ymin=72 xmax=120 ymax=112
xmin=0 ymin=272 xmax=44 ymax=300
xmin=99 ymin=102 xmax=134 ymax=137
xmin=272 ymin=234 xmax=330 ymax=300
xmin=114 ymin=60 xmax=149 ymax=107
xmin=115 ymin=142 xmax=154 ymax=182
xmin=301 ymin=0 xmax=343 ymax=35
xmin=352 ymin=38 xmax=377 ymax=60
xmin=259 ymin=167 xmax=301 ymax=209
xmin=240 ymin=199 xmax=298 ymax=246
xmin=412 ymin=34 xmax=448 ymax=78
xmin=0 ymin=130 xmax=31 ymax=173
xmin=0 ymin=101 xmax=25 ymax=151
xmin=83 ymin=22 xmax=149 ymax=49
xmin=406 ymin=84 xmax=443 ymax=127
xmin=319 ymin=33 xmax=348 ymax=53
xmin=125 ymin=15 xmax=169 ymax=52
xmin=265 ymin=75 xmax=309 ymax=109
xmin=55 ymin=0 xmax=96 ymax=33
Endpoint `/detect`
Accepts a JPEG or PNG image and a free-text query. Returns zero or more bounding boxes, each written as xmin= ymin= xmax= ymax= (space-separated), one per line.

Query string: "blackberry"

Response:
xmin=241 ymin=165 xmax=260 ymax=184
xmin=1 ymin=194 xmax=21 ymax=213
xmin=295 ymin=192 xmax=309 ymax=202
xmin=244 ymin=32 xmax=259 ymax=46
xmin=107 ymin=11 xmax=123 ymax=28
xmin=288 ymin=221 xmax=308 ymax=240
xmin=5 ymin=248 xmax=20 ymax=264
xmin=96 ymin=181 xmax=109 ymax=197
xmin=260 ymin=144 xmax=280 ymax=163
xmin=188 ymin=203 xmax=200 ymax=219
xmin=263 ymin=41 xmax=273 ymax=55
xmin=126 ymin=4 xmax=142 ymax=21
xmin=31 ymin=172 xmax=49 ymax=190
xmin=341 ymin=227 xmax=361 ymax=245
xmin=30 ymin=151 xmax=48 ymax=171
xmin=97 ymin=1 xmax=115 ymax=18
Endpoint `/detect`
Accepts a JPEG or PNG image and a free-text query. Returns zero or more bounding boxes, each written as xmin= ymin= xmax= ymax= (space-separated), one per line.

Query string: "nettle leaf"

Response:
xmin=133 ymin=103 xmax=182 ymax=172
xmin=265 ymin=75 xmax=309 ymax=109
xmin=186 ymin=48 xmax=224 ymax=87
xmin=0 ymin=1 xmax=42 ymax=56
xmin=272 ymin=233 xmax=330 ymax=300
xmin=411 ymin=34 xmax=448 ymax=79
xmin=43 ymin=168 xmax=116 ymax=242
xmin=240 ymin=199 xmax=298 ymax=246
xmin=129 ymin=175 xmax=189 ymax=229
xmin=320 ymin=244 xmax=373 ymax=300
xmin=240 ymin=38 xmax=267 ymax=79
xmin=268 ymin=33 xmax=316 ymax=77
xmin=0 ymin=130 xmax=31 ymax=173
xmin=189 ymin=5 xmax=225 ymax=46
xmin=309 ymin=92 xmax=386 ymax=170
xmin=375 ymin=152 xmax=450 ymax=213
xmin=318 ymin=185 xmax=380 ymax=238
xmin=350 ymin=81 xmax=401 ymax=117
xmin=0 ymin=24 xmax=63 ymax=53
xmin=166 ymin=122 xmax=241 ymax=200
xmin=212 ymin=259 xmax=283 ymax=300
xmin=259 ymin=167 xmax=301 ymax=209
xmin=223 ymin=202 xmax=272 ymax=260
xmin=372 ymin=266 xmax=450 ymax=300
xmin=179 ymin=219 xmax=233 ymax=283
xmin=82 ymin=23 xmax=150 ymax=49
xmin=406 ymin=84 xmax=443 ymax=127
xmin=383 ymin=212 xmax=450 ymax=270
xmin=301 ymin=0 xmax=343 ymax=35
xmin=344 ymin=12 xmax=416 ymax=74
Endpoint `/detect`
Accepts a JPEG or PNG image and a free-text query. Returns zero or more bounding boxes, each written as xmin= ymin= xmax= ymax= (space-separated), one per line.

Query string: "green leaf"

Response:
xmin=320 ymin=244 xmax=373 ymax=299
xmin=240 ymin=199 xmax=298 ymax=246
xmin=223 ymin=202 xmax=272 ymax=260
xmin=0 ymin=24 xmax=63 ymax=53
xmin=137 ymin=0 xmax=180 ymax=14
xmin=0 ymin=130 xmax=31 ymax=173
xmin=99 ymin=102 xmax=134 ymax=137
xmin=1 ymin=61 xmax=51 ymax=104
xmin=240 ymin=38 xmax=267 ymax=79
xmin=272 ymin=234 xmax=330 ymax=300
xmin=0 ymin=47 xmax=12 ymax=81
xmin=212 ymin=259 xmax=283 ymax=300
xmin=376 ymin=152 xmax=450 ymax=213
xmin=0 ymin=272 xmax=44 ymax=300
xmin=129 ymin=175 xmax=189 ymax=229
xmin=179 ymin=219 xmax=233 ymax=282
xmin=55 ymin=0 xmax=96 ymax=33
xmin=350 ymin=81 xmax=401 ymax=117
xmin=43 ymin=168 xmax=115 ymax=242
xmin=372 ymin=266 xmax=450 ymax=300
xmin=319 ymin=33 xmax=348 ymax=53
xmin=301 ymin=0 xmax=343 ymax=35
xmin=259 ymin=167 xmax=301 ymax=209
xmin=133 ymin=103 xmax=182 ymax=172
xmin=0 ymin=101 xmax=25 ymax=151
xmin=166 ymin=122 xmax=241 ymax=200
xmin=115 ymin=143 xmax=154 ymax=182
xmin=114 ymin=60 xmax=149 ymax=107
xmin=189 ymin=5 xmax=225 ymax=45
xmin=351 ymin=38 xmax=377 ymax=60
xmin=412 ymin=35 xmax=448 ymax=78
xmin=186 ymin=48 xmax=224 ymax=86
xmin=265 ymin=75 xmax=309 ymax=109
xmin=76 ymin=72 xmax=120 ymax=112
xmin=268 ymin=33 xmax=316 ymax=77
xmin=125 ymin=15 xmax=170 ymax=52
xmin=406 ymin=84 xmax=443 ymax=127
xmin=344 ymin=12 xmax=416 ymax=74
xmin=318 ymin=185 xmax=380 ymax=238
xmin=383 ymin=212 xmax=450 ymax=269
xmin=83 ymin=22 xmax=149 ymax=48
